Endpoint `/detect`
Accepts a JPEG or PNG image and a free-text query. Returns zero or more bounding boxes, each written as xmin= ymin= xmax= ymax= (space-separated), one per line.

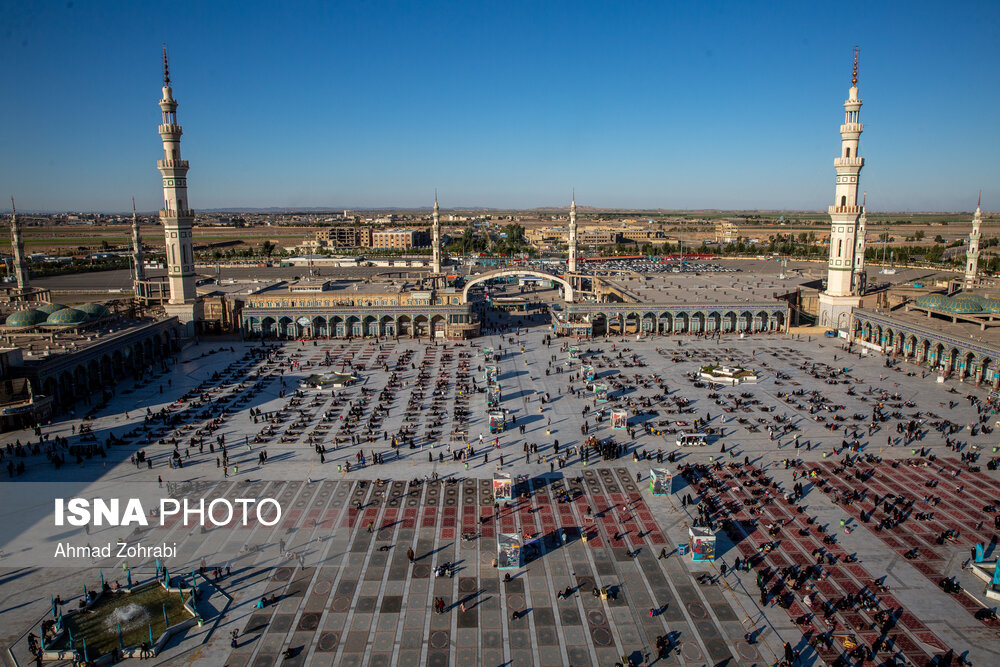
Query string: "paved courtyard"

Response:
xmin=3 ymin=318 xmax=1000 ymax=666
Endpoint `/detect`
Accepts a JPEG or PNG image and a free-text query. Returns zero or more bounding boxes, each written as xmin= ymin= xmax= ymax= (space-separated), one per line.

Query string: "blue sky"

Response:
xmin=1 ymin=1 xmax=998 ymax=212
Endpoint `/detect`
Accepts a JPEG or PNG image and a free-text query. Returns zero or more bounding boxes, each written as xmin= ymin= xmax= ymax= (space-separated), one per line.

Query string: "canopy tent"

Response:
xmin=611 ymin=409 xmax=627 ymax=429
xmin=582 ymin=365 xmax=596 ymax=382
xmin=594 ymin=384 xmax=608 ymax=402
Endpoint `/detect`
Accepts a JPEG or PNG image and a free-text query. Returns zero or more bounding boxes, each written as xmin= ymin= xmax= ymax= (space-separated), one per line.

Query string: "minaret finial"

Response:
xmin=9 ymin=196 xmax=14 ymax=216
xmin=852 ymin=46 xmax=859 ymax=87
xmin=434 ymin=189 xmax=438 ymax=205
xmin=162 ymin=43 xmax=170 ymax=86
xmin=978 ymin=190 xmax=982 ymax=210
xmin=132 ymin=196 xmax=137 ymax=217
xmin=862 ymin=192 xmax=866 ymax=208
xmin=572 ymin=188 xmax=575 ymax=205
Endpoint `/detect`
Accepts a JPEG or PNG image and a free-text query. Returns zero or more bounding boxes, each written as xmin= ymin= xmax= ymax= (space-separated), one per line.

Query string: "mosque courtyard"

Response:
xmin=1 ymin=317 xmax=999 ymax=666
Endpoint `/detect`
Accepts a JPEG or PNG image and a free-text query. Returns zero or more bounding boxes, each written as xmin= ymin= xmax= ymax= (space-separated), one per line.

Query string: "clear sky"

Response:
xmin=1 ymin=1 xmax=998 ymax=213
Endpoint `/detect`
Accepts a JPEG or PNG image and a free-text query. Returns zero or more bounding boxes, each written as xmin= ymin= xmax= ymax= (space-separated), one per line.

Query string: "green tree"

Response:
xmin=262 ymin=240 xmax=276 ymax=259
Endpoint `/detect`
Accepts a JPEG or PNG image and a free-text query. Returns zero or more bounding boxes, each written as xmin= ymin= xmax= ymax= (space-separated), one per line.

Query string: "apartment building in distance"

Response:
xmin=314 ymin=226 xmax=373 ymax=249
xmin=370 ymin=228 xmax=430 ymax=250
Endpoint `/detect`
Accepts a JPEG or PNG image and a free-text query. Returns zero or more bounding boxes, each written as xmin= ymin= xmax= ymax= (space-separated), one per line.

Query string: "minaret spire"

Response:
xmin=966 ymin=193 xmax=983 ymax=289
xmin=818 ymin=50 xmax=866 ymax=329
xmin=567 ymin=191 xmax=578 ymax=273
xmin=8 ymin=196 xmax=30 ymax=293
xmin=431 ymin=192 xmax=441 ymax=274
xmin=853 ymin=192 xmax=867 ymax=295
xmin=157 ymin=48 xmax=199 ymax=321
xmin=131 ymin=197 xmax=146 ymax=284
xmin=162 ymin=44 xmax=170 ymax=86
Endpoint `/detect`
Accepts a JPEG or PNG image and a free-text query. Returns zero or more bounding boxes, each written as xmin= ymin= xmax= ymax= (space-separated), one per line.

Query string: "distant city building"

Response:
xmin=715 ymin=220 xmax=741 ymax=244
xmin=371 ymin=228 xmax=430 ymax=250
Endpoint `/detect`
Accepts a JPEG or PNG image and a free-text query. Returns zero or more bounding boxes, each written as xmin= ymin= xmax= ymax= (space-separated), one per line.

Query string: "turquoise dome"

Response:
xmin=44 ymin=308 xmax=89 ymax=326
xmin=77 ymin=303 xmax=109 ymax=320
xmin=914 ymin=293 xmax=983 ymax=314
xmin=35 ymin=303 xmax=68 ymax=315
xmin=914 ymin=294 xmax=950 ymax=310
xmin=949 ymin=295 xmax=984 ymax=313
xmin=5 ymin=309 xmax=46 ymax=328
xmin=980 ymin=298 xmax=1000 ymax=314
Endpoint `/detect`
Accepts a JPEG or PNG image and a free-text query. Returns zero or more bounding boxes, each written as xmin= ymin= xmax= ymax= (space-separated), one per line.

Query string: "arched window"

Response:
xmin=845 ymin=147 xmax=851 ymax=158
xmin=840 ymin=196 xmax=847 ymax=207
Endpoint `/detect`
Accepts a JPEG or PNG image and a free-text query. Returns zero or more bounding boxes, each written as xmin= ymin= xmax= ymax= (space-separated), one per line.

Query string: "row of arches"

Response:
xmin=37 ymin=328 xmax=179 ymax=408
xmin=586 ymin=309 xmax=787 ymax=336
xmin=245 ymin=314 xmax=451 ymax=339
xmin=853 ymin=316 xmax=1000 ymax=387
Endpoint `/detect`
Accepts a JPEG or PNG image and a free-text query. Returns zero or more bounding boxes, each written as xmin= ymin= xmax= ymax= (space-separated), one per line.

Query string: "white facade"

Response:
xmin=966 ymin=196 xmax=982 ymax=289
xmin=157 ymin=48 xmax=198 ymax=314
xmin=131 ymin=197 xmax=146 ymax=283
xmin=432 ymin=195 xmax=441 ymax=274
xmin=8 ymin=198 xmax=29 ymax=292
xmin=819 ymin=51 xmax=865 ymax=329
xmin=568 ymin=195 xmax=578 ymax=273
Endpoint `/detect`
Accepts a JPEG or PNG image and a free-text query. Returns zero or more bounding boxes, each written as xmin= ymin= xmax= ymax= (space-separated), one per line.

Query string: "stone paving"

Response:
xmin=2 ymin=317 xmax=1000 ymax=665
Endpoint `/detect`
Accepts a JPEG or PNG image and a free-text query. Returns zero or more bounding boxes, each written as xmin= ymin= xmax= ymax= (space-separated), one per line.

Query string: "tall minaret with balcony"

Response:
xmin=431 ymin=193 xmax=441 ymax=274
xmin=853 ymin=193 xmax=867 ymax=295
xmin=568 ymin=193 xmax=578 ymax=273
xmin=131 ymin=197 xmax=146 ymax=284
xmin=157 ymin=46 xmax=198 ymax=320
xmin=8 ymin=197 xmax=30 ymax=293
xmin=819 ymin=49 xmax=865 ymax=329
xmin=966 ymin=193 xmax=982 ymax=289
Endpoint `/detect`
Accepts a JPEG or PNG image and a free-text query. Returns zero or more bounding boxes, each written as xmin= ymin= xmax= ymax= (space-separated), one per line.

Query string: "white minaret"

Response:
xmin=818 ymin=49 xmax=865 ymax=329
xmin=157 ymin=46 xmax=198 ymax=315
xmin=8 ymin=197 xmax=29 ymax=292
xmin=431 ymin=192 xmax=441 ymax=274
xmin=853 ymin=193 xmax=867 ymax=295
xmin=131 ymin=197 xmax=146 ymax=283
xmin=568 ymin=192 xmax=578 ymax=273
xmin=966 ymin=192 xmax=982 ymax=289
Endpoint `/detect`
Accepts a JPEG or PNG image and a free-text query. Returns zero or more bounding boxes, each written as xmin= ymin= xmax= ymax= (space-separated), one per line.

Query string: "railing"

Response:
xmin=828 ymin=205 xmax=863 ymax=214
xmin=158 ymin=123 xmax=183 ymax=134
xmin=157 ymin=159 xmax=189 ymax=169
xmin=159 ymin=209 xmax=195 ymax=219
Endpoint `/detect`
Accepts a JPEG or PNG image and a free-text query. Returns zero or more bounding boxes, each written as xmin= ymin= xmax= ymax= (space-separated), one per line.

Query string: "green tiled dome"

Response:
xmin=5 ymin=309 xmax=46 ymax=328
xmin=949 ymin=295 xmax=984 ymax=313
xmin=35 ymin=303 xmax=68 ymax=315
xmin=77 ymin=303 xmax=109 ymax=320
xmin=980 ymin=298 xmax=1000 ymax=314
xmin=914 ymin=294 xmax=950 ymax=309
xmin=44 ymin=308 xmax=89 ymax=326
xmin=914 ymin=293 xmax=983 ymax=314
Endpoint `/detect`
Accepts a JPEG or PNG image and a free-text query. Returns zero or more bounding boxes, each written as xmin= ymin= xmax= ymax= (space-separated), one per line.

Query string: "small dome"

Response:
xmin=914 ymin=294 xmax=950 ymax=310
xmin=5 ymin=309 xmax=46 ymax=328
xmin=35 ymin=303 xmax=68 ymax=315
xmin=77 ymin=303 xmax=109 ymax=320
xmin=948 ymin=295 xmax=984 ymax=313
xmin=44 ymin=308 xmax=89 ymax=326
